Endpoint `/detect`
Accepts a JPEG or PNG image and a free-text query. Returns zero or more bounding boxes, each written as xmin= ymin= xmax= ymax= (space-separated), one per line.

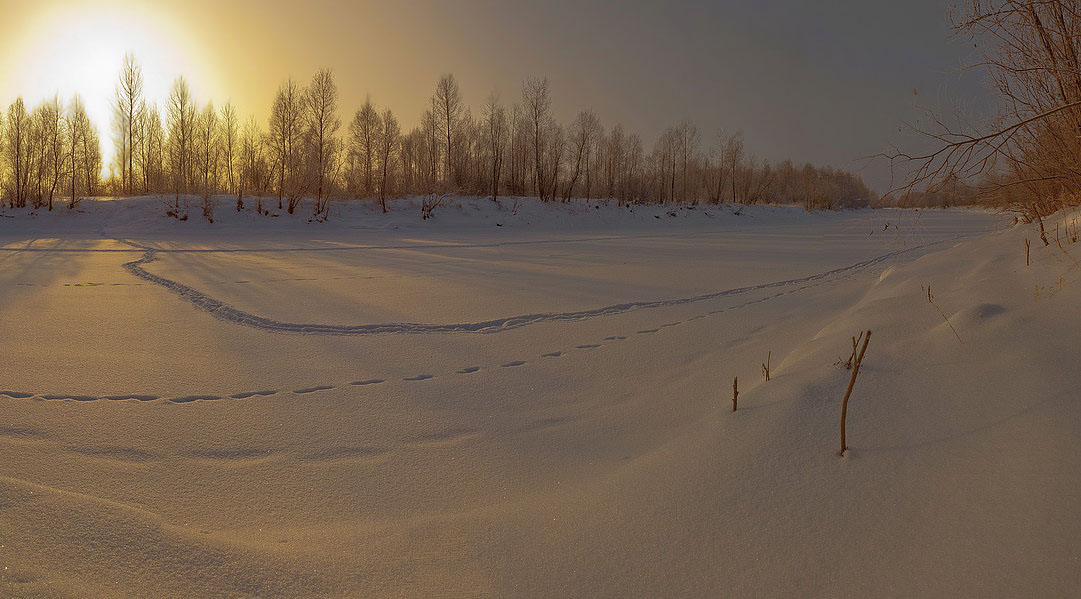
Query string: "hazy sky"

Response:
xmin=0 ymin=0 xmax=992 ymax=191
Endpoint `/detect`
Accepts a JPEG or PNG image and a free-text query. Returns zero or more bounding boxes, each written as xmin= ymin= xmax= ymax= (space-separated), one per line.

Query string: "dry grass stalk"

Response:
xmin=839 ymin=330 xmax=872 ymax=456
xmin=731 ymin=377 xmax=738 ymax=412
xmin=761 ymin=351 xmax=771 ymax=382
xmin=927 ymin=285 xmax=962 ymax=344
xmin=1025 ymin=237 xmax=1031 ymax=266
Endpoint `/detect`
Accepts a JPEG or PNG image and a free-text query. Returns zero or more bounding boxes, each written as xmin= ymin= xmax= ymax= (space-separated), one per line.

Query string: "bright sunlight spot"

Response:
xmin=3 ymin=5 xmax=210 ymax=174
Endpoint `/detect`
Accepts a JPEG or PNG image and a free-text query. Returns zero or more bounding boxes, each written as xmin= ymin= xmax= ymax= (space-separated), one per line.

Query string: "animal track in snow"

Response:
xmin=350 ymin=379 xmax=384 ymax=386
xmin=637 ymin=328 xmax=660 ymax=334
xmin=118 ymin=240 xmax=952 ymax=336
xmin=293 ymin=385 xmax=334 ymax=394
xmin=456 ymin=366 xmax=481 ymax=374
xmin=576 ymin=344 xmax=601 ymax=349
xmin=103 ymin=394 xmax=159 ymax=401
xmin=404 ymin=374 xmax=434 ymax=381
xmin=541 ymin=351 xmax=564 ymax=358
xmin=230 ymin=390 xmax=279 ymax=399
xmin=603 ymin=336 xmax=627 ymax=341
xmin=170 ymin=395 xmax=224 ymax=403
xmin=500 ymin=361 xmax=526 ymax=368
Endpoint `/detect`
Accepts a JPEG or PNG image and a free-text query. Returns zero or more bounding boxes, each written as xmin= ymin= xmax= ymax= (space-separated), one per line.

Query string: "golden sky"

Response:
xmin=0 ymin=0 xmax=553 ymax=168
xmin=0 ymin=0 xmax=989 ymax=190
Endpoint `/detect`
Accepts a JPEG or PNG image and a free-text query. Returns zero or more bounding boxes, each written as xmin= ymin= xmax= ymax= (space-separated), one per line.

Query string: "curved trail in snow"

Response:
xmin=120 ymin=238 xmax=958 ymax=336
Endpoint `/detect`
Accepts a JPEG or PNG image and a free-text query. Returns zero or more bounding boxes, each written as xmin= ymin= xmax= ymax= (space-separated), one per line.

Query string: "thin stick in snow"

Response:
xmin=927 ymin=285 xmax=962 ymax=344
xmin=839 ymin=330 xmax=871 ymax=456
xmin=732 ymin=377 xmax=738 ymax=412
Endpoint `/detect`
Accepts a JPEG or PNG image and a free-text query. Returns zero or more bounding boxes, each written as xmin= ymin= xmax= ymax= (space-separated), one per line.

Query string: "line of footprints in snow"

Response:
xmin=1 ymin=275 xmax=838 ymax=404
xmin=0 ymin=330 xmax=689 ymax=404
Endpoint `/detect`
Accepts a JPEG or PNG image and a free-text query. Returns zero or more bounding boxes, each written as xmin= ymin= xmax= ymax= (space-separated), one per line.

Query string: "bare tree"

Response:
xmin=725 ymin=131 xmax=745 ymax=203
xmin=482 ymin=92 xmax=508 ymax=202
xmin=605 ymin=124 xmax=625 ymax=200
xmin=564 ymin=110 xmax=601 ymax=201
xmin=377 ymin=108 xmax=399 ymax=213
xmin=623 ymin=133 xmax=643 ymax=203
xmin=433 ymin=74 xmax=463 ymax=186
xmin=675 ymin=120 xmax=699 ymax=203
xmin=304 ymin=68 xmax=341 ymax=217
xmin=132 ymin=101 xmax=151 ymax=193
xmin=268 ymin=77 xmax=304 ymax=211
xmin=886 ymin=0 xmax=1081 ymax=239
xmin=5 ymin=98 xmax=31 ymax=208
xmin=522 ymin=77 xmax=552 ymax=199
xmin=221 ymin=102 xmax=239 ymax=209
xmin=195 ymin=101 xmax=219 ymax=221
xmin=23 ymin=96 xmax=66 ymax=211
xmin=348 ymin=97 xmax=378 ymax=197
xmin=420 ymin=108 xmax=441 ymax=192
xmin=239 ymin=115 xmax=267 ymax=213
xmin=546 ymin=123 xmax=565 ymax=201
xmin=67 ymin=96 xmax=85 ymax=208
xmin=114 ymin=53 xmax=143 ymax=194
xmin=65 ymin=95 xmax=102 ymax=209
xmin=81 ymin=114 xmax=102 ymax=199
xmin=165 ymin=77 xmax=196 ymax=213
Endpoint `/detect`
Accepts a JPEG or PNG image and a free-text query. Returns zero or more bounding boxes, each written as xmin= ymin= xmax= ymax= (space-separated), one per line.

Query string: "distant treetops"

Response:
xmin=1 ymin=55 xmax=874 ymax=218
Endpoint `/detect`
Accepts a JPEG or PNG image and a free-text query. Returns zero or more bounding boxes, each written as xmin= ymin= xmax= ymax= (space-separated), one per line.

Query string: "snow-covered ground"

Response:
xmin=1 ymin=197 xmax=1077 ymax=597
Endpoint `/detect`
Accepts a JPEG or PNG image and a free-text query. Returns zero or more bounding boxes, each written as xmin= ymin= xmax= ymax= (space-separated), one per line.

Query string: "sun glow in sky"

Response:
xmin=0 ymin=2 xmax=222 ymax=174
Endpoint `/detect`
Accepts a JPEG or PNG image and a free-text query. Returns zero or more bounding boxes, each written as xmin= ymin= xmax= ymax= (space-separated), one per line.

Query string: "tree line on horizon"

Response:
xmin=1 ymin=54 xmax=875 ymax=220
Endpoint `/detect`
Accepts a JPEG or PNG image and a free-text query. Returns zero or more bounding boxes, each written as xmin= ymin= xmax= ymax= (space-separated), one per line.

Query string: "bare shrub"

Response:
xmin=885 ymin=1 xmax=1081 ymax=233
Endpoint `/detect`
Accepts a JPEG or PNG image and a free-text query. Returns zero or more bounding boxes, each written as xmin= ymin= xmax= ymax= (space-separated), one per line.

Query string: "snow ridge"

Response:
xmin=121 ymin=239 xmax=957 ymax=336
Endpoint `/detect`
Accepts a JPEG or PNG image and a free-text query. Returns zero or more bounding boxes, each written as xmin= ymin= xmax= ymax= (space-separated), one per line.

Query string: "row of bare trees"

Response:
xmin=2 ymin=54 xmax=875 ymax=219
xmin=1 ymin=95 xmax=102 ymax=210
